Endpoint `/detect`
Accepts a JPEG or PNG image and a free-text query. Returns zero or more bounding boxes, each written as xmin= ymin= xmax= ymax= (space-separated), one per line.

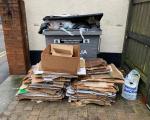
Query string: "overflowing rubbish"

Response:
xmin=39 ymin=13 xmax=103 ymax=58
xmin=122 ymin=69 xmax=140 ymax=100
xmin=16 ymin=44 xmax=124 ymax=106
xmin=39 ymin=13 xmax=103 ymax=34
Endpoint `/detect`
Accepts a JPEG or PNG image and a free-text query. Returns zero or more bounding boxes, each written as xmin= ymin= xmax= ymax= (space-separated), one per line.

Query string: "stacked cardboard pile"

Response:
xmin=16 ymin=44 xmax=124 ymax=106
xmin=86 ymin=58 xmax=111 ymax=75
xmin=16 ymin=64 xmax=78 ymax=101
xmin=66 ymin=59 xmax=124 ymax=106
xmin=16 ymin=44 xmax=80 ymax=101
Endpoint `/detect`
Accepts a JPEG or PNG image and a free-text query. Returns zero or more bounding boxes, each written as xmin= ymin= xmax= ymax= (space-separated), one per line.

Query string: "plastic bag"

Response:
xmin=122 ymin=69 xmax=140 ymax=100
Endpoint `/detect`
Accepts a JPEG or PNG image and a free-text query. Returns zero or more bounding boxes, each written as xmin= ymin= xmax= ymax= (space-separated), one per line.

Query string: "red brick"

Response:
xmin=0 ymin=0 xmax=30 ymax=75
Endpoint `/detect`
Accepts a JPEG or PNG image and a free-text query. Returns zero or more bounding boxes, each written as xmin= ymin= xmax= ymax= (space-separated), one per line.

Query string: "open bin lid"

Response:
xmin=43 ymin=13 xmax=103 ymax=22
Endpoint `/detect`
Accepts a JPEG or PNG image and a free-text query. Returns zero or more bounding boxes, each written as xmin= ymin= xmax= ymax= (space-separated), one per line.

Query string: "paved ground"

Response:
xmin=0 ymin=76 xmax=22 ymax=112
xmin=0 ymin=76 xmax=150 ymax=120
xmin=0 ymin=55 xmax=9 ymax=84
xmin=1 ymin=96 xmax=150 ymax=120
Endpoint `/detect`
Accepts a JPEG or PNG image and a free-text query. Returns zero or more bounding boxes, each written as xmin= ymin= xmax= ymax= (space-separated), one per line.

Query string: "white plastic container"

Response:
xmin=122 ymin=70 xmax=140 ymax=100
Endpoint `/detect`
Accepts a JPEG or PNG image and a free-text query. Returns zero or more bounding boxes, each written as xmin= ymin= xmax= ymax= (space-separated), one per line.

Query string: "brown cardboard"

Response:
xmin=41 ymin=44 xmax=80 ymax=74
xmin=80 ymin=58 xmax=85 ymax=68
xmin=51 ymin=44 xmax=73 ymax=57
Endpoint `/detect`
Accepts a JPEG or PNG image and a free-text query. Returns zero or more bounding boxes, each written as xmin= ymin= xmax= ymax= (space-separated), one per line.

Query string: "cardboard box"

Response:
xmin=41 ymin=44 xmax=80 ymax=74
xmin=51 ymin=44 xmax=73 ymax=57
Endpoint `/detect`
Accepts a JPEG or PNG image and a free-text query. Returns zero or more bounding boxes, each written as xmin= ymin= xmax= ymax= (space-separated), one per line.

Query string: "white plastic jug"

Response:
xmin=122 ymin=70 xmax=140 ymax=100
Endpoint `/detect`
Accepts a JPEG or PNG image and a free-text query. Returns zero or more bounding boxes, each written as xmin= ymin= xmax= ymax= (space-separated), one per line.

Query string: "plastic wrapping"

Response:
xmin=122 ymin=70 xmax=140 ymax=100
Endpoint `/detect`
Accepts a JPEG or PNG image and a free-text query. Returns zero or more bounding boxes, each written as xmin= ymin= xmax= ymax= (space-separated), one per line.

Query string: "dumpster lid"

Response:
xmin=43 ymin=13 xmax=103 ymax=22
xmin=43 ymin=29 xmax=101 ymax=36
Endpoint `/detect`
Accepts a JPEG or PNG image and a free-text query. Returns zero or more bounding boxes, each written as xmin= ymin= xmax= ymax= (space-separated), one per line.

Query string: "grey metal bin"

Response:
xmin=43 ymin=29 xmax=101 ymax=58
xmin=40 ymin=13 xmax=103 ymax=58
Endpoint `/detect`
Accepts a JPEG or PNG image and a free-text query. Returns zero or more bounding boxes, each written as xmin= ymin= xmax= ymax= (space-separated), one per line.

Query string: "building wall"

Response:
xmin=0 ymin=0 xmax=30 ymax=74
xmin=24 ymin=0 xmax=129 ymax=53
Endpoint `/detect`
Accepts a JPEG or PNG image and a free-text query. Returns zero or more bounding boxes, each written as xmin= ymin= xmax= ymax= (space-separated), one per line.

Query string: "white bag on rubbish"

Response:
xmin=122 ymin=69 xmax=140 ymax=100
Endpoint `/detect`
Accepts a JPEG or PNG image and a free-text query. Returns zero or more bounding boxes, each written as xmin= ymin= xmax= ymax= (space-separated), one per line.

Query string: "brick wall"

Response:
xmin=0 ymin=0 xmax=30 ymax=74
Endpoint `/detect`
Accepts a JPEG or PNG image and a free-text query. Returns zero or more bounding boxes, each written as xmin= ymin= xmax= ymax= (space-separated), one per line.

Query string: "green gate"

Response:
xmin=122 ymin=0 xmax=150 ymax=96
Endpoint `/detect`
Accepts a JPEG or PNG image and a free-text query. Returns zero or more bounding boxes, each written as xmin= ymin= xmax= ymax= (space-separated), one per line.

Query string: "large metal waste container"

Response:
xmin=43 ymin=29 xmax=101 ymax=58
xmin=40 ymin=13 xmax=103 ymax=58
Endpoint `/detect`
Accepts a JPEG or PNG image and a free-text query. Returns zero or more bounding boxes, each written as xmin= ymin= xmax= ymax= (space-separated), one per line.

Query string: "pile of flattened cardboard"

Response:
xmin=66 ymin=58 xmax=124 ymax=106
xmin=16 ymin=44 xmax=124 ymax=106
xmin=16 ymin=44 xmax=80 ymax=101
xmin=16 ymin=64 xmax=77 ymax=101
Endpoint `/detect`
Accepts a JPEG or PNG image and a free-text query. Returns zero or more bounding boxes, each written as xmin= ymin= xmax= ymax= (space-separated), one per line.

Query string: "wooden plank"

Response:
xmin=125 ymin=39 xmax=129 ymax=59
xmin=122 ymin=0 xmax=134 ymax=65
xmin=128 ymin=39 xmax=132 ymax=61
xmin=130 ymin=5 xmax=136 ymax=32
xmin=145 ymin=3 xmax=150 ymax=36
xmin=131 ymin=40 xmax=137 ymax=62
xmin=140 ymin=45 xmax=147 ymax=71
xmin=131 ymin=39 xmax=136 ymax=62
xmin=133 ymin=0 xmax=150 ymax=4
xmin=143 ymin=47 xmax=150 ymax=75
xmin=138 ymin=44 xmax=145 ymax=70
xmin=132 ymin=40 xmax=138 ymax=65
xmin=126 ymin=39 xmax=147 ymax=73
xmin=133 ymin=40 xmax=140 ymax=66
xmin=136 ymin=3 xmax=144 ymax=33
xmin=134 ymin=4 xmax=141 ymax=33
xmin=128 ymin=32 xmax=150 ymax=46
xmin=139 ymin=4 xmax=148 ymax=34
xmin=137 ymin=43 xmax=142 ymax=68
xmin=132 ymin=5 xmax=139 ymax=32
xmin=128 ymin=39 xmax=132 ymax=60
xmin=136 ymin=43 xmax=142 ymax=67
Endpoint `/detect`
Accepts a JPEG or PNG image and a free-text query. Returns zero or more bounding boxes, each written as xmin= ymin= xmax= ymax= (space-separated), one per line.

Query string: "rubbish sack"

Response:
xmin=122 ymin=69 xmax=140 ymax=100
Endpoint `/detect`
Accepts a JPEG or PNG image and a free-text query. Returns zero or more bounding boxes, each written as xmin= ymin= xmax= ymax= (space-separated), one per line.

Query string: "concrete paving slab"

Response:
xmin=0 ymin=76 xmax=22 ymax=112
xmin=0 ymin=76 xmax=150 ymax=120
xmin=0 ymin=55 xmax=9 ymax=84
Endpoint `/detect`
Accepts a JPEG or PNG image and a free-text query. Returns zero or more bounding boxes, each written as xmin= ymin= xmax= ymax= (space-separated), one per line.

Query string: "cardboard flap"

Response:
xmin=73 ymin=45 xmax=80 ymax=57
xmin=51 ymin=44 xmax=73 ymax=57
xmin=42 ymin=45 xmax=51 ymax=54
